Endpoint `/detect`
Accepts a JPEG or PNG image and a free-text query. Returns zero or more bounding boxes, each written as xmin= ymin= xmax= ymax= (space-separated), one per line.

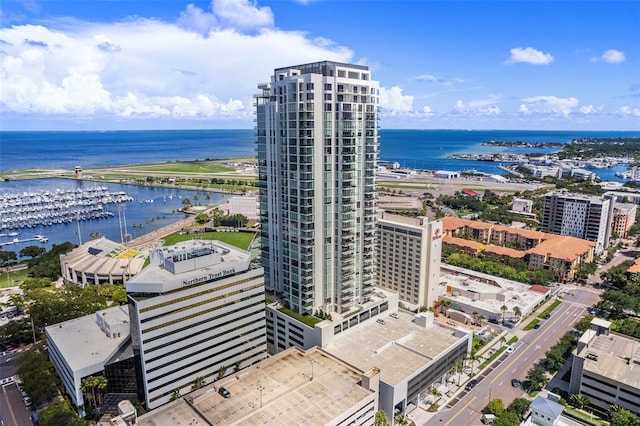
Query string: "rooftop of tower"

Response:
xmin=274 ymin=60 xmax=369 ymax=76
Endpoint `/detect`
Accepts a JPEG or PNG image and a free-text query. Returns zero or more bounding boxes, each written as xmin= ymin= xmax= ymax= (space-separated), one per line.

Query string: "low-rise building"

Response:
xmin=60 ymin=238 xmax=146 ymax=286
xmin=438 ymin=265 xmax=549 ymax=323
xmin=512 ymin=198 xmax=534 ymax=214
xmin=136 ymin=346 xmax=380 ymax=426
xmin=569 ymin=318 xmax=640 ymax=415
xmin=442 ymin=217 xmax=596 ymax=282
xmin=611 ymin=203 xmax=637 ymax=239
xmin=221 ymin=195 xmax=258 ymax=220
xmin=45 ymin=305 xmax=135 ymax=415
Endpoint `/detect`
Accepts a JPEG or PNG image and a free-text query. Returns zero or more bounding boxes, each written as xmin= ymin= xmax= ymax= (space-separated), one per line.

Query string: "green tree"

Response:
xmin=610 ymin=407 xmax=640 ymax=426
xmin=485 ymin=398 xmax=505 ymax=416
xmin=493 ymin=410 xmax=521 ymax=426
xmin=217 ymin=365 xmax=228 ymax=380
xmin=513 ymin=306 xmax=522 ymax=321
xmin=374 ymin=410 xmax=390 ymax=426
xmin=569 ymin=393 xmax=589 ymax=410
xmin=39 ymin=399 xmax=86 ymax=426
xmin=16 ymin=343 xmax=59 ymax=404
xmin=507 ymin=397 xmax=531 ymax=417
xmin=0 ymin=250 xmax=17 ymax=267
xmin=501 ymin=305 xmax=508 ymax=323
xmin=170 ymin=388 xmax=181 ymax=401
xmin=19 ymin=245 xmax=46 ymax=260
xmin=194 ymin=212 xmax=210 ymax=225
xmin=526 ymin=366 xmax=548 ymax=391
xmin=454 ymin=360 xmax=464 ymax=385
xmin=192 ymin=376 xmax=206 ymax=391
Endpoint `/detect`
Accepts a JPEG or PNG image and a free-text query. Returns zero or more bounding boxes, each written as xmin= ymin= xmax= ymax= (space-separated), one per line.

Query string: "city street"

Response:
xmin=409 ymin=288 xmax=601 ymax=426
xmin=1 ymin=348 xmax=33 ymax=426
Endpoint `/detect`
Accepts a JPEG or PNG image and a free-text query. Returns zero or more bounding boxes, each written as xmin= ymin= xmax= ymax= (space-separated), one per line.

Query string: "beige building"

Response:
xmin=59 ymin=238 xmax=146 ymax=286
xmin=611 ymin=203 xmax=637 ymax=239
xmin=441 ymin=217 xmax=595 ymax=282
xmin=136 ymin=346 xmax=380 ymax=426
xmin=569 ymin=318 xmax=640 ymax=415
xmin=376 ymin=213 xmax=443 ymax=310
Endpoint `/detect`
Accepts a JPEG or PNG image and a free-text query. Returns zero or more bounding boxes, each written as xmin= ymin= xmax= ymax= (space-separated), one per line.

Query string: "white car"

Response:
xmin=506 ymin=346 xmax=515 ymax=355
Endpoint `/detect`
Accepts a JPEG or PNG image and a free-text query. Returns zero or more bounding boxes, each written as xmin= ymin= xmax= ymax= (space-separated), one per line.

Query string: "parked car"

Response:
xmin=389 ymin=312 xmax=399 ymax=319
xmin=505 ymin=346 xmax=515 ymax=354
xmin=533 ymin=323 xmax=541 ymax=330
xmin=464 ymin=379 xmax=478 ymax=391
xmin=218 ymin=387 xmax=231 ymax=398
xmin=23 ymin=396 xmax=32 ymax=406
xmin=376 ymin=318 xmax=386 ymax=325
xmin=544 ymin=313 xmax=551 ymax=320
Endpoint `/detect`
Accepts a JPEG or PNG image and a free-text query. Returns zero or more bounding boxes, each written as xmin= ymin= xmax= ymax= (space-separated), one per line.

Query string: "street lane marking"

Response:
xmin=490 ymin=303 xmax=576 ymax=384
xmin=445 ymin=396 xmax=476 ymax=426
xmin=2 ymin=385 xmax=18 ymax=426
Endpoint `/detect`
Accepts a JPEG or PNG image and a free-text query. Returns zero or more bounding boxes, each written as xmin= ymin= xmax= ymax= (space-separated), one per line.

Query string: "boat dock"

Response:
xmin=0 ymin=186 xmax=133 ymax=231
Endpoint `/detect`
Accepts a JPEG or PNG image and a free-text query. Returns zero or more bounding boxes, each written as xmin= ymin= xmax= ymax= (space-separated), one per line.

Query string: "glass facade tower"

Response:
xmin=256 ymin=61 xmax=379 ymax=315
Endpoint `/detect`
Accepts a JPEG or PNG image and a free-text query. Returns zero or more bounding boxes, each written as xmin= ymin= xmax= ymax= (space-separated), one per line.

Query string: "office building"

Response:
xmin=256 ymin=61 xmax=379 ymax=316
xmin=126 ymin=240 xmax=267 ymax=409
xmin=541 ymin=190 xmax=614 ymax=253
xmin=45 ymin=306 xmax=135 ymax=416
xmin=376 ymin=213 xmax=443 ymax=310
xmin=137 ymin=346 xmax=379 ymax=426
xmin=569 ymin=318 xmax=640 ymax=415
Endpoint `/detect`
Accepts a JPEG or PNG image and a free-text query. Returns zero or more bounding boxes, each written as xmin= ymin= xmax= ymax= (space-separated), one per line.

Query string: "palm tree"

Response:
xmin=467 ymin=352 xmax=480 ymax=375
xmin=374 ymin=410 xmax=390 ymax=426
xmin=570 ymin=393 xmax=590 ymax=410
xmin=80 ymin=376 xmax=97 ymax=409
xmin=429 ymin=386 xmax=442 ymax=404
xmin=500 ymin=305 xmax=508 ymax=323
xmin=513 ymin=306 xmax=522 ymax=322
xmin=192 ymin=376 xmax=206 ymax=391
xmin=170 ymin=388 xmax=181 ymax=401
xmin=454 ymin=360 xmax=464 ymax=385
xmin=499 ymin=336 xmax=507 ymax=348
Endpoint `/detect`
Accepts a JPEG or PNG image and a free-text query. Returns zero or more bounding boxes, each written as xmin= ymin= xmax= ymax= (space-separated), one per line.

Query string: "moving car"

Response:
xmin=218 ymin=387 xmax=231 ymax=398
xmin=533 ymin=323 xmax=541 ymax=330
xmin=464 ymin=379 xmax=478 ymax=391
xmin=505 ymin=346 xmax=515 ymax=354
xmin=376 ymin=318 xmax=386 ymax=325
xmin=511 ymin=378 xmax=521 ymax=388
xmin=544 ymin=313 xmax=551 ymax=320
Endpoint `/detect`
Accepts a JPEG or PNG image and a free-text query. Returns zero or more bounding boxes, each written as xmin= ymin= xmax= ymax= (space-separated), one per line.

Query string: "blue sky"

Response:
xmin=1 ymin=0 xmax=638 ymax=131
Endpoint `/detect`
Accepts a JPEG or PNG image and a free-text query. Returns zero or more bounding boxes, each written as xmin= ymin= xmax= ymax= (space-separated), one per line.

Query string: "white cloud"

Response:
xmin=379 ymin=86 xmax=414 ymax=113
xmin=415 ymin=74 xmax=441 ymax=82
xmin=0 ymin=10 xmax=353 ymax=121
xmin=177 ymin=0 xmax=273 ymax=35
xmin=520 ymin=96 xmax=579 ymax=116
xmin=421 ymin=106 xmax=434 ymax=116
xmin=591 ymin=49 xmax=625 ymax=64
xmin=505 ymin=47 xmax=554 ymax=65
xmin=579 ymin=105 xmax=597 ymax=114
xmin=617 ymin=106 xmax=640 ymax=117
xmin=452 ymin=95 xmax=501 ymax=116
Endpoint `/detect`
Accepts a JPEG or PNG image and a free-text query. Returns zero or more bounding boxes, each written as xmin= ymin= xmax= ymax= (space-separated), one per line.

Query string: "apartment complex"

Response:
xmin=255 ymin=61 xmax=379 ymax=316
xmin=126 ymin=240 xmax=267 ymax=409
xmin=442 ymin=217 xmax=595 ymax=281
xmin=611 ymin=202 xmax=637 ymax=239
xmin=570 ymin=319 xmax=640 ymax=415
xmin=541 ymin=190 xmax=614 ymax=253
xmin=376 ymin=212 xmax=443 ymax=310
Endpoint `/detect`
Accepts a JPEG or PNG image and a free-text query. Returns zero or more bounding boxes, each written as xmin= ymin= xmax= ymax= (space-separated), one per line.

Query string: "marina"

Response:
xmin=0 ymin=233 xmax=48 ymax=247
xmin=0 ymin=178 xmax=232 ymax=254
xmin=0 ymin=186 xmax=133 ymax=230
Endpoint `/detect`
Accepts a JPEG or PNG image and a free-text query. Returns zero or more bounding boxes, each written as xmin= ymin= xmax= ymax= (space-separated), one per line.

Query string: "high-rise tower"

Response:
xmin=256 ymin=61 xmax=379 ymax=315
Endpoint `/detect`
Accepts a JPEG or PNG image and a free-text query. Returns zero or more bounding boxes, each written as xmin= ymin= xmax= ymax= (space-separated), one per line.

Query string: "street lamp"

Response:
xmin=258 ymin=383 xmax=265 ymax=408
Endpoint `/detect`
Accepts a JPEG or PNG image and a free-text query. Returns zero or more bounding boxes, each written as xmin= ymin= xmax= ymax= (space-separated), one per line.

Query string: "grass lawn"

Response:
xmin=0 ymin=268 xmax=30 ymax=289
xmin=524 ymin=318 xmax=541 ymax=330
xmin=162 ymin=230 xmax=256 ymax=250
xmin=538 ymin=299 xmax=562 ymax=319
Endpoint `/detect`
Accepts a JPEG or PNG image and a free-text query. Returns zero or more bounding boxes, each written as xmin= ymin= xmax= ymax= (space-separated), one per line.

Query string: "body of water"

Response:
xmin=0 ymin=178 xmax=230 ymax=254
xmin=1 ymin=129 xmax=638 ymax=254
